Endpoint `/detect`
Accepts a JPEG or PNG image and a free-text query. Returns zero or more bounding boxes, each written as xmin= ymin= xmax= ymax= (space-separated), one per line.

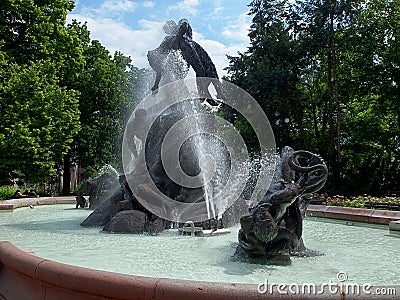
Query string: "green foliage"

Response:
xmin=0 ymin=0 xmax=76 ymax=63
xmin=0 ymin=186 xmax=46 ymax=200
xmin=71 ymin=40 xmax=140 ymax=171
xmin=82 ymin=166 xmax=99 ymax=179
xmin=226 ymin=0 xmax=400 ymax=196
xmin=0 ymin=1 xmax=142 ymax=187
xmin=0 ymin=0 xmax=83 ymax=183
xmin=36 ymin=188 xmax=45 ymax=197
xmin=0 ymin=60 xmax=80 ymax=183
xmin=0 ymin=186 xmax=16 ymax=200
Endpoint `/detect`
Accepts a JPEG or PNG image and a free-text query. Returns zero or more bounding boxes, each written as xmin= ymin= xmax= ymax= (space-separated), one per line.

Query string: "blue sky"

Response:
xmin=67 ymin=0 xmax=252 ymax=76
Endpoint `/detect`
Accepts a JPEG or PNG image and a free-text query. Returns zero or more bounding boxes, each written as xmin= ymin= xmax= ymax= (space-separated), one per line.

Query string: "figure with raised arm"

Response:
xmin=147 ymin=19 xmax=222 ymax=103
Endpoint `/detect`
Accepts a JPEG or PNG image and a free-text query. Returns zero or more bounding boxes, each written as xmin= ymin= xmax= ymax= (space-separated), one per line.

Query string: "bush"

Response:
xmin=315 ymin=194 xmax=400 ymax=209
xmin=0 ymin=186 xmax=17 ymax=200
xmin=0 ymin=186 xmax=47 ymax=200
xmin=36 ymin=188 xmax=46 ymax=197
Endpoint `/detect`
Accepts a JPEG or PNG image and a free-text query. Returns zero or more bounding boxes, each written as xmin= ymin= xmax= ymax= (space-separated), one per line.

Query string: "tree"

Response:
xmin=0 ymin=59 xmax=80 ymax=183
xmin=226 ymin=0 xmax=400 ymax=195
xmin=70 ymin=38 xmax=140 ymax=172
xmin=0 ymin=1 xmax=143 ymax=190
xmin=0 ymin=0 xmax=82 ymax=183
xmin=0 ymin=0 xmax=78 ymax=65
xmin=226 ymin=0 xmax=303 ymax=151
xmin=336 ymin=0 xmax=400 ymax=194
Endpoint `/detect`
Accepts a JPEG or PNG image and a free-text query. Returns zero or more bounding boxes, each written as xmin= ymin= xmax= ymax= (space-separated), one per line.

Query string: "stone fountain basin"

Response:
xmin=0 ymin=202 xmax=399 ymax=299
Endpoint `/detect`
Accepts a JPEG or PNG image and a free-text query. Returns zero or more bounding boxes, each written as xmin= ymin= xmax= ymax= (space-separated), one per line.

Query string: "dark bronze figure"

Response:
xmin=147 ymin=19 xmax=222 ymax=103
xmin=235 ymin=146 xmax=328 ymax=265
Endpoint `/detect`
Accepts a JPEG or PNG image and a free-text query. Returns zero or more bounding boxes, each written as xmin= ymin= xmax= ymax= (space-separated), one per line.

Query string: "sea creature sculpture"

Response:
xmin=235 ymin=146 xmax=328 ymax=265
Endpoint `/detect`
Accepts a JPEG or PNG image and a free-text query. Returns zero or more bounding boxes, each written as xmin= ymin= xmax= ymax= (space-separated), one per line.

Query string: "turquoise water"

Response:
xmin=0 ymin=204 xmax=399 ymax=285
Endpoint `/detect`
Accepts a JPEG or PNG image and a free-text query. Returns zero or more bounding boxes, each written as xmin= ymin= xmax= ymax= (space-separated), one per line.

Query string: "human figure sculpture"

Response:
xmin=147 ymin=21 xmax=182 ymax=92
xmin=147 ymin=19 xmax=222 ymax=103
xmin=235 ymin=146 xmax=328 ymax=265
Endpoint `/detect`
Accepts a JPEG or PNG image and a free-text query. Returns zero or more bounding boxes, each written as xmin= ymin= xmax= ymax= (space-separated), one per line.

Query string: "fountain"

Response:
xmin=79 ymin=19 xmax=273 ymax=234
xmin=77 ymin=19 xmax=328 ymax=266
xmin=1 ymin=19 xmax=398 ymax=299
xmin=77 ymin=19 xmax=240 ymax=232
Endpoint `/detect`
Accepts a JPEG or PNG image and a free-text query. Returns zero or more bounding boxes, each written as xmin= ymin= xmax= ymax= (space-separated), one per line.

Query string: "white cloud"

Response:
xmin=143 ymin=1 xmax=154 ymax=8
xmin=66 ymin=9 xmax=248 ymax=76
xmin=221 ymin=12 xmax=251 ymax=43
xmin=193 ymin=31 xmax=248 ymax=76
xmin=169 ymin=0 xmax=199 ymax=16
xmin=67 ymin=14 xmax=164 ymax=67
xmin=213 ymin=6 xmax=224 ymax=15
xmin=79 ymin=0 xmax=137 ymax=18
xmin=101 ymin=0 xmax=137 ymax=12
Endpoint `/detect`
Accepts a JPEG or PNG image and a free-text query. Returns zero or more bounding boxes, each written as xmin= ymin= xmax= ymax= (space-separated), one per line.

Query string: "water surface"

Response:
xmin=1 ymin=204 xmax=399 ymax=285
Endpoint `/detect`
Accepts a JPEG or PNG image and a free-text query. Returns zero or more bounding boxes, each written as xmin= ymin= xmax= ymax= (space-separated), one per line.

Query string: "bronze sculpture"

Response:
xmin=235 ymin=146 xmax=328 ymax=264
xmin=147 ymin=19 xmax=222 ymax=103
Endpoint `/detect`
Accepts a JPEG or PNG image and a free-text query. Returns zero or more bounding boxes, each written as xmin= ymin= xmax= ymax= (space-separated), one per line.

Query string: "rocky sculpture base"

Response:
xmin=79 ymin=174 xmax=247 ymax=234
xmin=75 ymin=172 xmax=119 ymax=209
xmin=80 ymin=175 xmax=168 ymax=234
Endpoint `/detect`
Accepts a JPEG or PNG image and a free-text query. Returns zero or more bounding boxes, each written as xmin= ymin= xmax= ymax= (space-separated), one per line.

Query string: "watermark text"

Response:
xmin=257 ymin=273 xmax=397 ymax=296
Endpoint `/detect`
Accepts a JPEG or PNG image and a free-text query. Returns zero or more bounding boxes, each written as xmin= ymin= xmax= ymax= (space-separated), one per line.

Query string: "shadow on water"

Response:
xmin=386 ymin=233 xmax=400 ymax=239
xmin=306 ymin=216 xmax=389 ymax=230
xmin=3 ymin=218 xmax=94 ymax=232
xmin=0 ymin=204 xmax=95 ymax=233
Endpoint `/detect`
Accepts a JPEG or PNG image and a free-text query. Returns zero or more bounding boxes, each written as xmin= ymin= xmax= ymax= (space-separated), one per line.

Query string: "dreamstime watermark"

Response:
xmin=257 ymin=272 xmax=397 ymax=296
xmin=122 ymin=77 xmax=276 ymax=223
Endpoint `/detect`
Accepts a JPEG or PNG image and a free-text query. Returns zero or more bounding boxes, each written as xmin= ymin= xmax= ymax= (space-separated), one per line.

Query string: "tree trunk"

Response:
xmin=332 ymin=10 xmax=341 ymax=164
xmin=62 ymin=154 xmax=71 ymax=196
xmin=328 ymin=2 xmax=335 ymax=163
xmin=291 ymin=106 xmax=308 ymax=150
